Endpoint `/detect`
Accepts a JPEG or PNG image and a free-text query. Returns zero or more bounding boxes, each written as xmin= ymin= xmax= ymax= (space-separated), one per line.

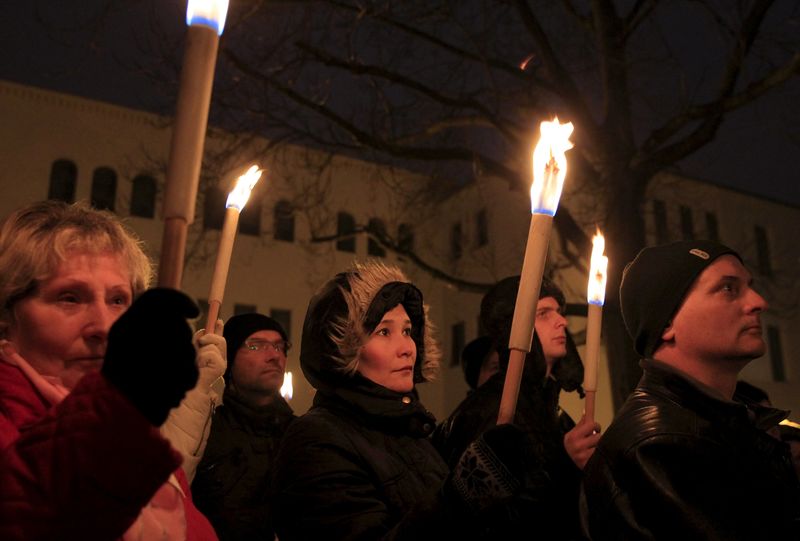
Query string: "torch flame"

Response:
xmin=587 ymin=230 xmax=609 ymax=305
xmin=280 ymin=371 xmax=293 ymax=400
xmin=531 ymin=117 xmax=574 ymax=215
xmin=226 ymin=165 xmax=263 ymax=211
xmin=186 ymin=0 xmax=230 ymax=35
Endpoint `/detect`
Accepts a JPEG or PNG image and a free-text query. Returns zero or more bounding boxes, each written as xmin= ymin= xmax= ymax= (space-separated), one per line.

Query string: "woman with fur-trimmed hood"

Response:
xmin=272 ymin=261 xmax=530 ymax=541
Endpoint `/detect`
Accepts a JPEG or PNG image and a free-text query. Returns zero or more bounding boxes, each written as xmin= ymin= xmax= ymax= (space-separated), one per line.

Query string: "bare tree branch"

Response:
xmin=295 ymin=41 xmax=519 ymax=140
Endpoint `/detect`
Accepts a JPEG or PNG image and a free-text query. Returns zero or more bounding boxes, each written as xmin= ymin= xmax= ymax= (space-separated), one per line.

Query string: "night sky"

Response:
xmin=1 ymin=1 xmax=798 ymax=207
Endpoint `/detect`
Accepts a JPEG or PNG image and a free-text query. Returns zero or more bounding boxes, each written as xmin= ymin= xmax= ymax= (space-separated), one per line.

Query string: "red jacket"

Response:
xmin=0 ymin=362 xmax=217 ymax=541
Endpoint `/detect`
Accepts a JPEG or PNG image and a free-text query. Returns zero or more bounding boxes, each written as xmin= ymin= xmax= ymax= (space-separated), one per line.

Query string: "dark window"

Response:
xmin=451 ymin=322 xmax=465 ymax=367
xmin=234 ymin=303 xmax=257 ymax=315
xmin=653 ymin=200 xmax=668 ymax=244
xmin=131 ymin=174 xmax=157 ymax=218
xmin=679 ymin=206 xmax=694 ymax=240
xmin=398 ymin=223 xmax=414 ymax=253
xmin=274 ymin=200 xmax=295 ymax=242
xmin=476 ymin=208 xmax=489 ymax=247
xmin=767 ymin=325 xmax=785 ymax=382
xmin=754 ymin=225 xmax=772 ymax=277
xmin=203 ymin=186 xmax=226 ymax=230
xmin=336 ymin=212 xmax=356 ymax=253
xmin=270 ymin=308 xmax=292 ymax=342
xmin=91 ymin=167 xmax=117 ymax=211
xmin=451 ymin=223 xmax=463 ymax=260
xmin=367 ymin=218 xmax=387 ymax=257
xmin=705 ymin=212 xmax=720 ymax=242
xmin=238 ymin=195 xmax=261 ymax=236
xmin=48 ymin=159 xmax=77 ymax=203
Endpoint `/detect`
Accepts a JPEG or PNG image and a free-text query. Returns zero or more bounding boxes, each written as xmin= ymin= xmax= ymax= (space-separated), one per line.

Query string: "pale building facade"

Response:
xmin=2 ymin=80 xmax=798 ymax=427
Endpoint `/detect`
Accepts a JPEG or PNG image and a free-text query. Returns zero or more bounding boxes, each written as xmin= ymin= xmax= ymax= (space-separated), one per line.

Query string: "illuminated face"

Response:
xmin=534 ymin=296 xmax=567 ymax=363
xmin=357 ymin=304 xmax=416 ymax=393
xmin=232 ymin=329 xmax=287 ymax=395
xmin=661 ymin=255 xmax=768 ymax=364
xmin=7 ymin=252 xmax=132 ymax=390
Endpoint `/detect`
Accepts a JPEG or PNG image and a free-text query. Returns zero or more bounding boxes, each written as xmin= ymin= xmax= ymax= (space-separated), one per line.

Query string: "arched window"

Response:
xmin=131 ymin=174 xmax=157 ymax=218
xmin=203 ymin=186 xmax=226 ymax=230
xmin=274 ymin=200 xmax=295 ymax=242
xmin=336 ymin=212 xmax=356 ymax=253
xmin=367 ymin=218 xmax=386 ymax=257
xmin=476 ymin=208 xmax=489 ymax=247
xmin=398 ymin=223 xmax=414 ymax=253
xmin=91 ymin=167 xmax=117 ymax=211
xmin=451 ymin=222 xmax=463 ymax=260
xmin=239 ymin=195 xmax=261 ymax=236
xmin=48 ymin=159 xmax=77 ymax=203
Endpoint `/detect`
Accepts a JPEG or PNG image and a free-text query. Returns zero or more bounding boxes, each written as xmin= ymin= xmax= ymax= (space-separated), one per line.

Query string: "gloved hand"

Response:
xmin=194 ymin=320 xmax=226 ymax=390
xmin=448 ymin=424 xmax=528 ymax=512
xmin=102 ymin=288 xmax=200 ymax=426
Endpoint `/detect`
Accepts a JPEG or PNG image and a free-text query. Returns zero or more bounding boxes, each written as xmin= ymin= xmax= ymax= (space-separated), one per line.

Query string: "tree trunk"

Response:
xmin=601 ymin=172 xmax=648 ymax=410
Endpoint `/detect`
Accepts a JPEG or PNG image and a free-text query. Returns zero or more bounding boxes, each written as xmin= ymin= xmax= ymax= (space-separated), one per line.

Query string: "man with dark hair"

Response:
xmin=433 ymin=276 xmax=599 ymax=540
xmin=582 ymin=240 xmax=800 ymax=540
xmin=192 ymin=313 xmax=296 ymax=541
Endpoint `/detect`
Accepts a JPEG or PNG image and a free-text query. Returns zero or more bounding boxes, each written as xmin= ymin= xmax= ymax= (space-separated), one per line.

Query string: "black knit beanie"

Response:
xmin=620 ymin=240 xmax=740 ymax=358
xmin=223 ymin=313 xmax=288 ymax=379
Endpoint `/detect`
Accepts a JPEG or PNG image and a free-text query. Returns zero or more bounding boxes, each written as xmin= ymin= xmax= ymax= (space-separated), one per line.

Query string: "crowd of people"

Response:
xmin=0 ymin=200 xmax=798 ymax=540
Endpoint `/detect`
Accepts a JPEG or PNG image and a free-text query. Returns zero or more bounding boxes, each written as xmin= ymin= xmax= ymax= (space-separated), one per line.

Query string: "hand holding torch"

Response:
xmin=205 ymin=165 xmax=263 ymax=334
xmin=583 ymin=231 xmax=608 ymax=424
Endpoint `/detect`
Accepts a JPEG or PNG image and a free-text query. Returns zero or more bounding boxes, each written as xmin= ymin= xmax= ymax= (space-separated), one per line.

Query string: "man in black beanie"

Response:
xmin=192 ymin=313 xmax=296 ymax=541
xmin=582 ymin=240 xmax=800 ymax=540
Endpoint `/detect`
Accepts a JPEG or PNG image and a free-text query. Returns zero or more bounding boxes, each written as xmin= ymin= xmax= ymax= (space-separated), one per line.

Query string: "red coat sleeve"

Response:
xmin=0 ymin=372 xmax=182 ymax=541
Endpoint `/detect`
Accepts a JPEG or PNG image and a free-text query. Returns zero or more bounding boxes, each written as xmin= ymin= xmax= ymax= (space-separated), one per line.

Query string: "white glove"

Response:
xmin=193 ymin=319 xmax=227 ymax=390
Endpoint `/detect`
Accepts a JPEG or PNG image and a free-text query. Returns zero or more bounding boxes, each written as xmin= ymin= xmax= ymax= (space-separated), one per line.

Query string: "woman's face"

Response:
xmin=357 ymin=304 xmax=417 ymax=393
xmin=6 ymin=251 xmax=132 ymax=390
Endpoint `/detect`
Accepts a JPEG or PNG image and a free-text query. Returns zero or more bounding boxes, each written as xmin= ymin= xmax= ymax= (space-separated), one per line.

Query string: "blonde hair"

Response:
xmin=0 ymin=201 xmax=153 ymax=337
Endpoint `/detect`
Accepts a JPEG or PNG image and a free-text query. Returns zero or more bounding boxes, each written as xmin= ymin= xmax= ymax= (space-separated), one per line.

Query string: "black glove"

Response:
xmin=102 ymin=288 xmax=200 ymax=426
xmin=449 ymin=424 xmax=528 ymax=512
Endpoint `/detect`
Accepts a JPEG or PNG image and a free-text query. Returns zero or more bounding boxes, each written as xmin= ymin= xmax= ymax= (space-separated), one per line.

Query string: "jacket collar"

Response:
xmin=640 ymin=359 xmax=789 ymax=430
xmin=314 ymin=374 xmax=436 ymax=438
xmin=221 ymin=386 xmax=295 ymax=431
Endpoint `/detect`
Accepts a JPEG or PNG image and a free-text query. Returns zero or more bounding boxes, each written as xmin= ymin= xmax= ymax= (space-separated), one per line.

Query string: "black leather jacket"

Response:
xmin=582 ymin=359 xmax=800 ymax=540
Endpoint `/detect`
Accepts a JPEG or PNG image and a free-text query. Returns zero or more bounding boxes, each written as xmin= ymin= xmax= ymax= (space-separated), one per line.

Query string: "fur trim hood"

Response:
xmin=300 ymin=261 xmax=441 ymax=392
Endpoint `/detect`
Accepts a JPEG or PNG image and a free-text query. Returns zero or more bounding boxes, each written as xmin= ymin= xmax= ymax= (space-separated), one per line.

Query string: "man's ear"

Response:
xmin=661 ymin=321 xmax=675 ymax=342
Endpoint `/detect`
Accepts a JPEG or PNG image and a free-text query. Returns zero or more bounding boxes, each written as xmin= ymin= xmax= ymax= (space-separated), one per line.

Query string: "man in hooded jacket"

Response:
xmin=433 ymin=276 xmax=599 ymax=540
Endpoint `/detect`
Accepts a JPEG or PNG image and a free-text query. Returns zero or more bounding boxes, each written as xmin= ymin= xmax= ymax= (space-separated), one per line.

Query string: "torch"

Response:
xmin=205 ymin=165 xmax=263 ymax=333
xmin=583 ymin=230 xmax=608 ymax=424
xmin=158 ymin=0 xmax=230 ymax=289
xmin=280 ymin=371 xmax=293 ymax=400
xmin=497 ymin=118 xmax=573 ymax=425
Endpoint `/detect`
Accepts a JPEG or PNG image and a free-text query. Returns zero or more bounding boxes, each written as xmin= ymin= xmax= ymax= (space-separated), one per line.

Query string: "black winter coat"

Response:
xmin=582 ymin=359 xmax=800 ymax=540
xmin=272 ymin=379 xmax=480 ymax=541
xmin=192 ymin=388 xmax=295 ymax=541
xmin=432 ymin=367 xmax=584 ymax=540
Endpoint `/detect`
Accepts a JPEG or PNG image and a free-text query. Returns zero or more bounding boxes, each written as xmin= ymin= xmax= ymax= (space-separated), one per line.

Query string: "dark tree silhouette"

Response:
xmin=59 ymin=0 xmax=800 ymax=407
